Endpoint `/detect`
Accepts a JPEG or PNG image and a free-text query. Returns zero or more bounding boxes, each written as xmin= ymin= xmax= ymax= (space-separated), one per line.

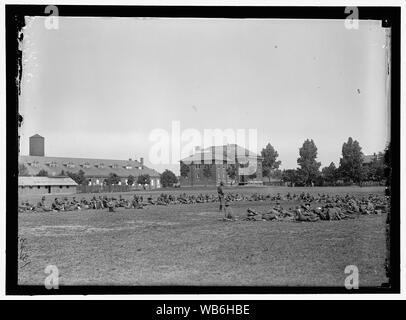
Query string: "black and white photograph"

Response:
xmin=5 ymin=3 xmax=401 ymax=297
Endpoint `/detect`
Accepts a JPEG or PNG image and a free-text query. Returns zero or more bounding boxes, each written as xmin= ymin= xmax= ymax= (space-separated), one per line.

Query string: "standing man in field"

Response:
xmin=217 ymin=181 xmax=225 ymax=213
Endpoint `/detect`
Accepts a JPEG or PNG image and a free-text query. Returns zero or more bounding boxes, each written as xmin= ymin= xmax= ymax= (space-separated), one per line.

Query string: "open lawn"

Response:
xmin=18 ymin=186 xmax=388 ymax=287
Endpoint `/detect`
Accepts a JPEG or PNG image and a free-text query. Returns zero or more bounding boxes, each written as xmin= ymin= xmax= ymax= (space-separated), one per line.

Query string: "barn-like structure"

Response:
xmin=19 ymin=134 xmax=161 ymax=189
xmin=18 ymin=176 xmax=78 ymax=195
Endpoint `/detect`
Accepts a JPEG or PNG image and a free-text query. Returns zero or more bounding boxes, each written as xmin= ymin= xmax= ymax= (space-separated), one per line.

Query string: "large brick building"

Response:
xmin=19 ymin=134 xmax=161 ymax=189
xmin=179 ymin=144 xmax=263 ymax=187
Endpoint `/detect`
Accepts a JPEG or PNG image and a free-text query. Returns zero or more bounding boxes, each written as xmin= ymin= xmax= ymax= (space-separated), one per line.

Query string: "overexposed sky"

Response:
xmin=19 ymin=17 xmax=390 ymax=174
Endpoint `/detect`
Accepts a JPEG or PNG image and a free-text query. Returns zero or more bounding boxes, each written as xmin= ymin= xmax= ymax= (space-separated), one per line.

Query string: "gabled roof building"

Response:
xmin=179 ymin=144 xmax=263 ymax=186
xmin=19 ymin=134 xmax=161 ymax=189
xmin=18 ymin=176 xmax=78 ymax=195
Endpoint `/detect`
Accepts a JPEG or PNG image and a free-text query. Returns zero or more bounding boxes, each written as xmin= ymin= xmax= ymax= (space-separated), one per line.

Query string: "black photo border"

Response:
xmin=6 ymin=5 xmax=401 ymax=295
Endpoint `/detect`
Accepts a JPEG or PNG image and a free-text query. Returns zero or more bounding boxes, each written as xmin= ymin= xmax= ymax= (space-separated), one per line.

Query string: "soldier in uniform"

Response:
xmin=295 ymin=206 xmax=319 ymax=222
xmin=37 ymin=196 xmax=52 ymax=212
xmin=51 ymin=198 xmax=62 ymax=211
xmin=217 ymin=181 xmax=225 ymax=213
xmin=147 ymin=196 xmax=156 ymax=205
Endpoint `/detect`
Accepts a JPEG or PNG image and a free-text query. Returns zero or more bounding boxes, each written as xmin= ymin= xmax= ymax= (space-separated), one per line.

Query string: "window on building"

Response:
xmin=63 ymin=161 xmax=75 ymax=168
xmin=29 ymin=161 xmax=39 ymax=167
xmin=60 ymin=186 xmax=63 ymax=189
xmin=47 ymin=161 xmax=58 ymax=168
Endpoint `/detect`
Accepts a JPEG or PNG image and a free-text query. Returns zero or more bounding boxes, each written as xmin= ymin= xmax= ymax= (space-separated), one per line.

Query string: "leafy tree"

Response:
xmin=105 ymin=173 xmax=120 ymax=185
xmin=36 ymin=169 xmax=48 ymax=177
xmin=137 ymin=174 xmax=151 ymax=188
xmin=261 ymin=143 xmax=281 ymax=182
xmin=67 ymin=170 xmax=86 ymax=185
xmin=180 ymin=161 xmax=190 ymax=178
xmin=271 ymin=169 xmax=282 ymax=180
xmin=297 ymin=139 xmax=321 ymax=185
xmin=160 ymin=170 xmax=178 ymax=188
xmin=321 ymin=162 xmax=337 ymax=185
xmin=366 ymin=152 xmax=385 ymax=182
xmin=282 ymin=169 xmax=300 ymax=186
xmin=18 ymin=163 xmax=29 ymax=176
xmin=338 ymin=137 xmax=364 ymax=183
xmin=127 ymin=175 xmax=135 ymax=186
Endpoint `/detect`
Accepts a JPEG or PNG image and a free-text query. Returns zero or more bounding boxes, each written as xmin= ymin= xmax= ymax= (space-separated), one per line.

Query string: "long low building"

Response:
xmin=18 ymin=176 xmax=78 ymax=195
xmin=19 ymin=134 xmax=161 ymax=189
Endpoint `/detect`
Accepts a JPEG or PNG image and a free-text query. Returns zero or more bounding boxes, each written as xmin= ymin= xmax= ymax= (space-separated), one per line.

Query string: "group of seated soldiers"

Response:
xmin=19 ymin=194 xmax=147 ymax=213
xmin=19 ymin=191 xmax=388 ymax=219
xmin=243 ymin=195 xmax=388 ymax=222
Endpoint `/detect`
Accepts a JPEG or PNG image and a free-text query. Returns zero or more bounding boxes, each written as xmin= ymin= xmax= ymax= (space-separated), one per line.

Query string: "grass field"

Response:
xmin=18 ymin=186 xmax=388 ymax=287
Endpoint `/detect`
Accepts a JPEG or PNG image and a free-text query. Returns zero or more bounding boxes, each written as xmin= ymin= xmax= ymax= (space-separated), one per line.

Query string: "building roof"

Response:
xmin=30 ymin=134 xmax=44 ymax=139
xmin=180 ymin=144 xmax=262 ymax=164
xmin=19 ymin=155 xmax=160 ymax=178
xmin=19 ymin=176 xmax=78 ymax=186
xmin=363 ymin=154 xmax=377 ymax=164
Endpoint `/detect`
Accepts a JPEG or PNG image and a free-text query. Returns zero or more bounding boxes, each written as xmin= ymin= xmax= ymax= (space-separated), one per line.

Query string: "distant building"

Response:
xmin=19 ymin=134 xmax=161 ymax=189
xmin=362 ymin=154 xmax=378 ymax=166
xmin=179 ymin=144 xmax=263 ymax=187
xmin=18 ymin=176 xmax=78 ymax=195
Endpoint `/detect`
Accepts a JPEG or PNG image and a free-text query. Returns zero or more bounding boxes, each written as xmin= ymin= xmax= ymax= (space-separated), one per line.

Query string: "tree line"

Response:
xmin=261 ymin=137 xmax=390 ymax=186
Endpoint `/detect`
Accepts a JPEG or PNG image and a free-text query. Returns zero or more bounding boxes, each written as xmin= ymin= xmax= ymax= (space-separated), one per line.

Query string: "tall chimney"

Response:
xmin=29 ymin=134 xmax=44 ymax=156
